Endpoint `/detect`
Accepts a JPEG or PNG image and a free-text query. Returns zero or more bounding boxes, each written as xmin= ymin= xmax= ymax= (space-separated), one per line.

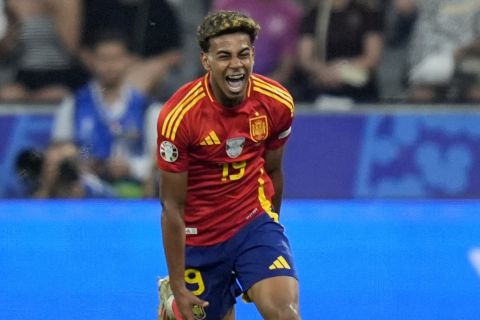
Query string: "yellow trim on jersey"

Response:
xmin=164 ymin=88 xmax=204 ymax=139
xmin=253 ymin=86 xmax=294 ymax=116
xmin=247 ymin=77 xmax=252 ymax=97
xmin=251 ymin=76 xmax=294 ymax=115
xmin=258 ymin=177 xmax=279 ymax=222
xmin=162 ymin=82 xmax=202 ymax=137
xmin=253 ymin=81 xmax=294 ymax=107
xmin=252 ymin=75 xmax=293 ymax=102
xmin=170 ymin=92 xmax=206 ymax=140
xmin=204 ymin=73 xmax=214 ymax=102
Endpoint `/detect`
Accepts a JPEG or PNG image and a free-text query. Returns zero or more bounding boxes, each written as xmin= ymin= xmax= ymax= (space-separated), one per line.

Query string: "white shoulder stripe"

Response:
xmin=278 ymin=127 xmax=291 ymax=139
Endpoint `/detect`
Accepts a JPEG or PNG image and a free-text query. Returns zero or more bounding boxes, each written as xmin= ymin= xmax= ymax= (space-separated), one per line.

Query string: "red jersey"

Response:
xmin=157 ymin=73 xmax=294 ymax=246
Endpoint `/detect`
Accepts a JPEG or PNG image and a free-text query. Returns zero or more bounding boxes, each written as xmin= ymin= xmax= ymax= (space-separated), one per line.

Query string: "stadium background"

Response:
xmin=1 ymin=104 xmax=480 ymax=319
xmin=1 ymin=0 xmax=480 ymax=318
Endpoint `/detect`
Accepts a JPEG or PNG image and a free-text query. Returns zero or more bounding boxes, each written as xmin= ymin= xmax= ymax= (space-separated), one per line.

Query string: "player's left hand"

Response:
xmin=173 ymin=286 xmax=209 ymax=320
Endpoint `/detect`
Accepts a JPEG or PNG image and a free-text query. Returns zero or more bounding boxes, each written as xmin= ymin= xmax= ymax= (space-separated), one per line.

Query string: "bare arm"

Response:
xmin=50 ymin=0 xmax=81 ymax=54
xmin=297 ymin=35 xmax=323 ymax=72
xmin=159 ymin=169 xmax=208 ymax=320
xmin=393 ymin=0 xmax=417 ymax=14
xmin=264 ymin=146 xmax=285 ymax=214
xmin=126 ymin=50 xmax=183 ymax=95
xmin=349 ymin=32 xmax=384 ymax=71
xmin=160 ymin=169 xmax=188 ymax=290
xmin=269 ymin=53 xmax=296 ymax=85
xmin=0 ymin=9 xmax=19 ymax=59
xmin=297 ymin=35 xmax=343 ymax=87
xmin=456 ymin=37 xmax=480 ymax=60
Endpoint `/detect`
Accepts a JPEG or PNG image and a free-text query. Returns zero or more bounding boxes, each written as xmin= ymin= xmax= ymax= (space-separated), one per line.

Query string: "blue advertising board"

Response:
xmin=285 ymin=111 xmax=480 ymax=198
xmin=1 ymin=200 xmax=480 ymax=319
xmin=0 ymin=112 xmax=53 ymax=198
xmin=2 ymin=108 xmax=480 ymax=198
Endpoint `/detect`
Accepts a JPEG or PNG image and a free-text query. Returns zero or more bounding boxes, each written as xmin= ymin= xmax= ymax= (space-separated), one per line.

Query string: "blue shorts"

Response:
xmin=184 ymin=213 xmax=297 ymax=319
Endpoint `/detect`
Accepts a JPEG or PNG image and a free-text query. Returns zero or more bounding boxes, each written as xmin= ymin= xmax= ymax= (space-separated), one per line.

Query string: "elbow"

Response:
xmin=161 ymin=200 xmax=184 ymax=223
xmin=161 ymin=208 xmax=184 ymax=232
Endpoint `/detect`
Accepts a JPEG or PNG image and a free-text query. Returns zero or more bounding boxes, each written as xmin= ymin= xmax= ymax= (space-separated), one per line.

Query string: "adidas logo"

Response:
xmin=200 ymin=130 xmax=221 ymax=145
xmin=269 ymin=256 xmax=291 ymax=270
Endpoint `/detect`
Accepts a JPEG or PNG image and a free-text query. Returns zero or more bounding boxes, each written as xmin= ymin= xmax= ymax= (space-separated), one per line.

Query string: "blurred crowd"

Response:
xmin=3 ymin=0 xmax=480 ymax=199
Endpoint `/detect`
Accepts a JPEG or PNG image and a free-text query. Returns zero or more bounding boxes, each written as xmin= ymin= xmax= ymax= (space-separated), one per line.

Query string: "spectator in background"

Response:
xmin=393 ymin=0 xmax=480 ymax=102
xmin=166 ymin=0 xmax=211 ymax=87
xmin=0 ymin=0 xmax=88 ymax=102
xmin=14 ymin=148 xmax=43 ymax=197
xmin=211 ymin=0 xmax=303 ymax=86
xmin=295 ymin=0 xmax=384 ymax=103
xmin=81 ymin=0 xmax=183 ymax=101
xmin=0 ymin=0 xmax=18 ymax=87
xmin=0 ymin=0 xmax=6 ymax=38
xmin=52 ymin=30 xmax=158 ymax=198
xmin=454 ymin=35 xmax=480 ymax=103
xmin=31 ymin=141 xmax=115 ymax=198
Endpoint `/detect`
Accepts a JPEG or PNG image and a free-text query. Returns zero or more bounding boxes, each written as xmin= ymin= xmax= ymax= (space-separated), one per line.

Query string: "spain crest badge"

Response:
xmin=192 ymin=304 xmax=206 ymax=320
xmin=249 ymin=115 xmax=268 ymax=142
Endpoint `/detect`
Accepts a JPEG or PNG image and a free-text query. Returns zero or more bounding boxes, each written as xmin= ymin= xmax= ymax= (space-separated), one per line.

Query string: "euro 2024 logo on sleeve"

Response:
xmin=160 ymin=141 xmax=179 ymax=162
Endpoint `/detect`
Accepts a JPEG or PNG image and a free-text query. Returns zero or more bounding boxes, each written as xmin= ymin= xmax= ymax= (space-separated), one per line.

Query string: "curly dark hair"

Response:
xmin=197 ymin=10 xmax=260 ymax=53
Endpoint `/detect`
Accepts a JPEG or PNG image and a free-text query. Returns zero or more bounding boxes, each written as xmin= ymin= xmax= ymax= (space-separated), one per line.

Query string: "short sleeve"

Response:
xmin=265 ymin=102 xmax=293 ymax=150
xmin=156 ymin=107 xmax=190 ymax=172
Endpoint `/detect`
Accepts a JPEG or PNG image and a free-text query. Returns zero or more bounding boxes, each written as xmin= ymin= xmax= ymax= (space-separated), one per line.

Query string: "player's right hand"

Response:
xmin=173 ymin=286 xmax=209 ymax=320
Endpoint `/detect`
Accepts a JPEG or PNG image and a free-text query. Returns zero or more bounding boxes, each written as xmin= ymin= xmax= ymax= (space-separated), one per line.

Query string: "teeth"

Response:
xmin=228 ymin=74 xmax=244 ymax=80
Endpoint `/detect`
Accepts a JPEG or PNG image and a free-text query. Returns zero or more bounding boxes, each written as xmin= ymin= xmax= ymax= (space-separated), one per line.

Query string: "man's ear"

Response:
xmin=200 ymin=52 xmax=210 ymax=71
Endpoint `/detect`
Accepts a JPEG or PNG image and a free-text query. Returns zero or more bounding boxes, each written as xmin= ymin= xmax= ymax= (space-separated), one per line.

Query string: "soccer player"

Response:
xmin=156 ymin=10 xmax=299 ymax=320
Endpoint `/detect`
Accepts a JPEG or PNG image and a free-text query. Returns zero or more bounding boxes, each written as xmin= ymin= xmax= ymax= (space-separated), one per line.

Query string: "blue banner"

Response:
xmin=284 ymin=112 xmax=480 ymax=198
xmin=0 ymin=113 xmax=53 ymax=198
xmin=2 ymin=109 xmax=480 ymax=198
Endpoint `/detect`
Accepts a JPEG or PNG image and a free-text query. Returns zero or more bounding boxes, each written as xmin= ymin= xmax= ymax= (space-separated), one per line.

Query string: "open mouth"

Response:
xmin=225 ymin=74 xmax=245 ymax=94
